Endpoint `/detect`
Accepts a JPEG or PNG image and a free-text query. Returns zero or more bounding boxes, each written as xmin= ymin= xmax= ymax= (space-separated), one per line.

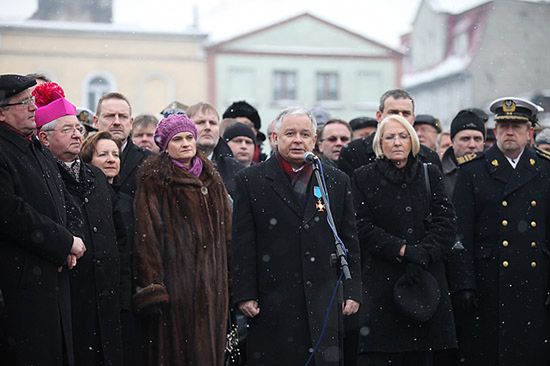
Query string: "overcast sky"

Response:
xmin=0 ymin=0 xmax=497 ymax=47
xmin=0 ymin=0 xmax=423 ymax=47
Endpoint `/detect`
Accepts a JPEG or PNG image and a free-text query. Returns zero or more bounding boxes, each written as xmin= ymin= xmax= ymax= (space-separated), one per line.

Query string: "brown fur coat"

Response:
xmin=133 ymin=153 xmax=231 ymax=366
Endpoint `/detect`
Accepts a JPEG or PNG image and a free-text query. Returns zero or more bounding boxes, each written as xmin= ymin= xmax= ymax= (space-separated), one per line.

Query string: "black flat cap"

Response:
xmin=414 ymin=114 xmax=442 ymax=133
xmin=393 ymin=268 xmax=441 ymax=323
xmin=349 ymin=116 xmax=377 ymax=131
xmin=0 ymin=74 xmax=37 ymax=103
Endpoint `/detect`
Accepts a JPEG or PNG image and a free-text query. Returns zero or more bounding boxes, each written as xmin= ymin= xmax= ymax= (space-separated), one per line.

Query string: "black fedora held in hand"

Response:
xmin=393 ymin=269 xmax=441 ymax=323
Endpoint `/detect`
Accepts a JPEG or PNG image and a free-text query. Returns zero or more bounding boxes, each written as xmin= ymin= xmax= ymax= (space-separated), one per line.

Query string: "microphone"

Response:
xmin=304 ymin=151 xmax=319 ymax=164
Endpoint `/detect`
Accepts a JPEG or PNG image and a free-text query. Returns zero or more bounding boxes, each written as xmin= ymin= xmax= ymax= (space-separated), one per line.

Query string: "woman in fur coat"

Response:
xmin=133 ymin=114 xmax=232 ymax=366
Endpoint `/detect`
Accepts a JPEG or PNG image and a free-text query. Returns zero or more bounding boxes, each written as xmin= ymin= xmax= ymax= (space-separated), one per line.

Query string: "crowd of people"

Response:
xmin=1 ymin=72 xmax=549 ymax=366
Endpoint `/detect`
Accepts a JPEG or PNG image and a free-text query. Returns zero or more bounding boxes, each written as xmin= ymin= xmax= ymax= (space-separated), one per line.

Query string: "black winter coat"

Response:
xmin=231 ymin=157 xmax=362 ymax=366
xmin=441 ymin=147 xmax=459 ymax=197
xmin=449 ymin=145 xmax=550 ymax=366
xmin=338 ymin=133 xmax=442 ymax=178
xmin=60 ymin=162 xmax=123 ymax=366
xmin=212 ymin=138 xmax=244 ymax=197
xmin=116 ymin=139 xmax=151 ymax=197
xmin=0 ymin=125 xmax=78 ymax=365
xmin=352 ymin=157 xmax=457 ymax=353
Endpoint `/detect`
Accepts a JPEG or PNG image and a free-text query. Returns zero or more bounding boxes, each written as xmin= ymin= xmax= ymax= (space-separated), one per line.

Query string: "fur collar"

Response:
xmin=138 ymin=152 xmax=217 ymax=188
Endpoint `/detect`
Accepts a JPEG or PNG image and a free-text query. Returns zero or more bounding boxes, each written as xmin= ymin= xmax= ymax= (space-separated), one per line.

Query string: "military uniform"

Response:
xmin=449 ymin=98 xmax=550 ymax=366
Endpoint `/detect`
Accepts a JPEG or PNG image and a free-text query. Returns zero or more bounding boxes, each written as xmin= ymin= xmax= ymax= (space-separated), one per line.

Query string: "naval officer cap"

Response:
xmin=489 ymin=97 xmax=543 ymax=126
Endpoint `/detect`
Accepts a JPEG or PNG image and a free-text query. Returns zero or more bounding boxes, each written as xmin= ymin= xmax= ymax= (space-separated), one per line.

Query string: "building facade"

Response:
xmin=0 ymin=20 xmax=207 ymax=115
xmin=207 ymin=13 xmax=402 ymax=133
xmin=402 ymin=0 xmax=550 ymax=128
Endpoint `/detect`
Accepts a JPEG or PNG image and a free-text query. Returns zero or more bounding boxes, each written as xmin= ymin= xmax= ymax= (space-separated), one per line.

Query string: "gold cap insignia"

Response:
xmin=530 ymin=158 xmax=536 ymax=166
xmin=502 ymin=100 xmax=516 ymax=114
xmin=491 ymin=159 xmax=499 ymax=167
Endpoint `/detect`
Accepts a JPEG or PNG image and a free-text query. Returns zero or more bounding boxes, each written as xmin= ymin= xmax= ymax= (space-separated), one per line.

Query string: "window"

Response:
xmin=273 ymin=71 xmax=297 ymax=101
xmin=86 ymin=76 xmax=111 ymax=111
xmin=316 ymin=72 xmax=339 ymax=101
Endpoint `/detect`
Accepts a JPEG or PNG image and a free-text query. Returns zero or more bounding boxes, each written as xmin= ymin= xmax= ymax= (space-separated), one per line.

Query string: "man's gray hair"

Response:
xmin=39 ymin=119 xmax=60 ymax=132
xmin=273 ymin=106 xmax=317 ymax=133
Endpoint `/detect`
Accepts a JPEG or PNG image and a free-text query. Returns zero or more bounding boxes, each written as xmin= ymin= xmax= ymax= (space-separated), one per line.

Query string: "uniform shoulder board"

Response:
xmin=535 ymin=146 xmax=550 ymax=161
xmin=456 ymin=153 xmax=479 ymax=165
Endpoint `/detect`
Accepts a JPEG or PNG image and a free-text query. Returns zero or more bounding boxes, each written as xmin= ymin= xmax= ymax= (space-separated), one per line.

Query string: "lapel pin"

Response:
xmin=530 ymin=158 xmax=536 ymax=166
xmin=491 ymin=159 xmax=499 ymax=167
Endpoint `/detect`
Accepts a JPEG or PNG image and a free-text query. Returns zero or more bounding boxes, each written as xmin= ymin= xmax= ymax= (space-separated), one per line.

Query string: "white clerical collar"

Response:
xmin=505 ymin=148 xmax=524 ymax=169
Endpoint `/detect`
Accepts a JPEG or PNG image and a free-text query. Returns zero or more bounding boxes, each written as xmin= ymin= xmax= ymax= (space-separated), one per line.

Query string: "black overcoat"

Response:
xmin=449 ymin=145 xmax=550 ymax=366
xmin=352 ymin=157 xmax=457 ymax=353
xmin=59 ymin=162 xmax=123 ymax=365
xmin=116 ymin=139 xmax=151 ymax=197
xmin=231 ymin=156 xmax=362 ymax=366
xmin=338 ymin=133 xmax=442 ymax=178
xmin=0 ymin=125 xmax=77 ymax=365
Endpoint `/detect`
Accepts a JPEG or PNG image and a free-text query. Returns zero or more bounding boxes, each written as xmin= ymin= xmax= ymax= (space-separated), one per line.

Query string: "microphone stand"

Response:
xmin=310 ymin=159 xmax=351 ymax=281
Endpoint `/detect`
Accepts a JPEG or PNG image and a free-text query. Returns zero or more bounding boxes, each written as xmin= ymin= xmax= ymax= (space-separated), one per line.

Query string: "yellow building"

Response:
xmin=0 ymin=20 xmax=208 ymax=115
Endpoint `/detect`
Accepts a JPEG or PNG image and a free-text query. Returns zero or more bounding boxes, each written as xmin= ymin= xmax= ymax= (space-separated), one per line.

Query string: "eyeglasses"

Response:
xmin=322 ymin=136 xmax=350 ymax=143
xmin=44 ymin=124 xmax=86 ymax=135
xmin=2 ymin=96 xmax=35 ymax=107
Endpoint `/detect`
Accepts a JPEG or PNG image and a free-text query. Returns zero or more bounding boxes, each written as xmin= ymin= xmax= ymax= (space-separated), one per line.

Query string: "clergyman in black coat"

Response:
xmin=36 ymin=85 xmax=123 ymax=365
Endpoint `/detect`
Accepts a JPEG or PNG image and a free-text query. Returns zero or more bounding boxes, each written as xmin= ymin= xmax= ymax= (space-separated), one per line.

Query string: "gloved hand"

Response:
xmin=401 ymin=263 xmax=425 ymax=286
xmin=403 ymin=245 xmax=430 ymax=268
xmin=140 ymin=303 xmax=164 ymax=318
xmin=452 ymin=289 xmax=478 ymax=313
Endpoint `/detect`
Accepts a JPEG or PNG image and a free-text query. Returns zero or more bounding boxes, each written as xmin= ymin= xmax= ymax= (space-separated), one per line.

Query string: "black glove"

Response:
xmin=452 ymin=289 xmax=478 ymax=313
xmin=140 ymin=303 xmax=164 ymax=318
xmin=401 ymin=263 xmax=425 ymax=286
xmin=403 ymin=245 xmax=430 ymax=268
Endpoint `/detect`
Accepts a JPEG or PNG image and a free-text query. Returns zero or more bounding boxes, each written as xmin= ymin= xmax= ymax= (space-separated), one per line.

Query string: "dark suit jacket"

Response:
xmin=338 ymin=133 xmax=442 ymax=178
xmin=231 ymin=156 xmax=362 ymax=366
xmin=117 ymin=139 xmax=151 ymax=197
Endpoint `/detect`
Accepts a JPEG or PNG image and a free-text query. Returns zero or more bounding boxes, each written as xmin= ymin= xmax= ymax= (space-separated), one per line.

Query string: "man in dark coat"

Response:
xmin=187 ymin=102 xmax=244 ymax=197
xmin=0 ymin=74 xmax=86 ymax=365
xmin=35 ymin=82 xmax=122 ymax=365
xmin=231 ymin=106 xmax=362 ymax=365
xmin=441 ymin=109 xmax=486 ymax=197
xmin=338 ymin=89 xmax=441 ymax=177
xmin=449 ymin=97 xmax=550 ymax=366
xmin=223 ymin=100 xmax=268 ymax=163
xmin=93 ymin=92 xmax=151 ymax=197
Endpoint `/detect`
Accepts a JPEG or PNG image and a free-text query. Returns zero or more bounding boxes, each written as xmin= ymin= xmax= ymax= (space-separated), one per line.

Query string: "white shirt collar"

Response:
xmin=504 ymin=148 xmax=524 ymax=169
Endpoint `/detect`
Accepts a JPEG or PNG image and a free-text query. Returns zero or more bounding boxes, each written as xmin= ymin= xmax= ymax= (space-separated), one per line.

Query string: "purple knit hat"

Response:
xmin=154 ymin=113 xmax=197 ymax=152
